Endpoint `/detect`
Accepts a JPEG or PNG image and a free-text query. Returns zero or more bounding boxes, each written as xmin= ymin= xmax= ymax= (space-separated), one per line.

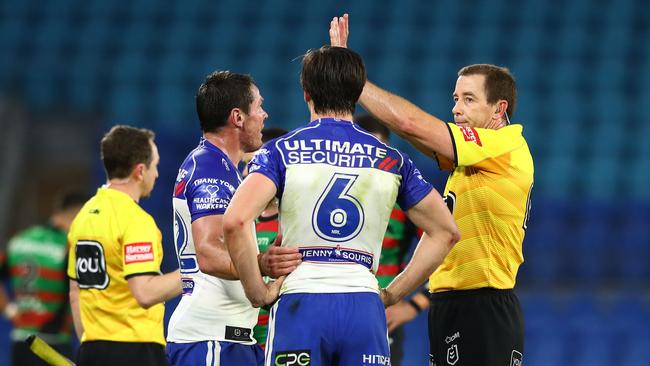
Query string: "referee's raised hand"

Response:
xmin=329 ymin=13 xmax=349 ymax=48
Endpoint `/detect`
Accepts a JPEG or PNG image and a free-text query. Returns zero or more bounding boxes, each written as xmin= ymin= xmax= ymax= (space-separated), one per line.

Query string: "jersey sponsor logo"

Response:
xmin=299 ymin=245 xmax=373 ymax=269
xmin=75 ymin=241 xmax=109 ymax=289
xmin=361 ymin=353 xmax=391 ymax=365
xmin=459 ymin=127 xmax=482 ymax=146
xmin=274 ymin=350 xmax=311 ymax=366
xmin=510 ymin=350 xmax=523 ymax=366
xmin=446 ymin=344 xmax=459 ymax=365
xmin=124 ymin=242 xmax=154 ymax=264
xmin=224 ymin=325 xmax=252 ymax=342
xmin=283 ymin=139 xmax=388 ymax=168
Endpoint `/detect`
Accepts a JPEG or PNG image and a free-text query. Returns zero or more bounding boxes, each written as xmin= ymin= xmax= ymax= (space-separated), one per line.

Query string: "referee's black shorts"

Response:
xmin=77 ymin=340 xmax=169 ymax=366
xmin=427 ymin=288 xmax=524 ymax=366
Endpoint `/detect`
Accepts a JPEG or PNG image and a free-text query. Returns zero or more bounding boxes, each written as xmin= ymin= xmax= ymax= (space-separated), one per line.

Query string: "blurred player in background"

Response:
xmin=332 ymin=14 xmax=534 ymax=366
xmin=166 ymin=72 xmax=300 ymax=365
xmin=67 ymin=125 xmax=181 ymax=366
xmin=0 ymin=191 xmax=88 ymax=366
xmin=354 ymin=114 xmax=417 ymax=366
xmin=224 ymin=46 xmax=459 ymax=366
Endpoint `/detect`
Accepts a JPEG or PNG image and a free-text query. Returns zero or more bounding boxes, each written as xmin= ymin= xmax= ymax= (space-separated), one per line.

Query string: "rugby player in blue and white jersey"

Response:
xmin=166 ymin=71 xmax=301 ymax=366
xmin=224 ymin=47 xmax=460 ymax=366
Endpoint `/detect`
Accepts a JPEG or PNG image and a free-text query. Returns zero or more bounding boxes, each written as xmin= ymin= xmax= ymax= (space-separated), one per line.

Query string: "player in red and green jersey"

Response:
xmin=242 ymin=127 xmax=287 ymax=349
xmin=0 ymin=191 xmax=88 ymax=366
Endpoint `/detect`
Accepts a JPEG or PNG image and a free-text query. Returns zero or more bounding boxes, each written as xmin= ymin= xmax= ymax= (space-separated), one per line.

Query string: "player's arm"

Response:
xmin=381 ymin=191 xmax=459 ymax=307
xmin=192 ymin=215 xmax=240 ymax=280
xmin=68 ymin=279 xmax=83 ymax=339
xmin=127 ymin=269 xmax=181 ymax=309
xmin=329 ymin=14 xmax=455 ymax=161
xmin=223 ymin=173 xmax=296 ymax=307
xmin=193 ymin=213 xmax=299 ymax=280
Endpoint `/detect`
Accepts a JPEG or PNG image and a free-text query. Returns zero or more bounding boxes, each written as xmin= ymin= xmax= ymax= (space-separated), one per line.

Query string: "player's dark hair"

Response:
xmin=354 ymin=114 xmax=390 ymax=141
xmin=261 ymin=127 xmax=288 ymax=143
xmin=300 ymin=46 xmax=366 ymax=115
xmin=196 ymin=71 xmax=255 ymax=133
xmin=458 ymin=64 xmax=517 ymax=118
xmin=100 ymin=125 xmax=155 ymax=180
xmin=52 ymin=191 xmax=90 ymax=212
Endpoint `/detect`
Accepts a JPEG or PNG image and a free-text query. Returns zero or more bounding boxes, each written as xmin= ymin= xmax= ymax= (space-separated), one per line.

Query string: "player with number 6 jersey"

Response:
xmin=224 ymin=46 xmax=459 ymax=366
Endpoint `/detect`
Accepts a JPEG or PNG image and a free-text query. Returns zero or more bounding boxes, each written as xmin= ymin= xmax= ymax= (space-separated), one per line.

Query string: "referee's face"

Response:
xmin=241 ymin=85 xmax=268 ymax=153
xmin=452 ymin=74 xmax=494 ymax=129
xmin=141 ymin=140 xmax=159 ymax=198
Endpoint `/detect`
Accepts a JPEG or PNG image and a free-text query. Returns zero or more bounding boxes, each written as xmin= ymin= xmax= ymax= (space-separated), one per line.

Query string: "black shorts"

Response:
xmin=427 ymin=288 xmax=524 ymax=366
xmin=77 ymin=341 xmax=169 ymax=366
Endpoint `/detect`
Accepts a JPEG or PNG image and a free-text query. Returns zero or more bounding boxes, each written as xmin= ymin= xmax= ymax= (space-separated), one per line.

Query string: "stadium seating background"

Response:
xmin=1 ymin=0 xmax=649 ymax=365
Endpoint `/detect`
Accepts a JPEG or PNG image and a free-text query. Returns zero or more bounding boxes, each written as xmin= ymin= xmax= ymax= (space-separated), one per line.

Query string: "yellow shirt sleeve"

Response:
xmin=122 ymin=213 xmax=163 ymax=278
xmin=67 ymin=231 xmax=77 ymax=280
xmin=447 ymin=123 xmax=525 ymax=169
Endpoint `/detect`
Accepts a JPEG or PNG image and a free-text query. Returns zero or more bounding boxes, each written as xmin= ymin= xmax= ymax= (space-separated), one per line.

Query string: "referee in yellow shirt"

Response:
xmin=67 ymin=125 xmax=182 ymax=366
xmin=331 ymin=15 xmax=533 ymax=366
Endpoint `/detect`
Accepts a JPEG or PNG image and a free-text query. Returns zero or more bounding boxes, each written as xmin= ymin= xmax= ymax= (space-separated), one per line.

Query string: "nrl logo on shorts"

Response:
xmin=446 ymin=344 xmax=459 ymax=365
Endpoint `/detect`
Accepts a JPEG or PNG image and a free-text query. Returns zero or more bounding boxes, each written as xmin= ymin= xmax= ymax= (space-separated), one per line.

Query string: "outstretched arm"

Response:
xmin=329 ymin=14 xmax=456 ymax=162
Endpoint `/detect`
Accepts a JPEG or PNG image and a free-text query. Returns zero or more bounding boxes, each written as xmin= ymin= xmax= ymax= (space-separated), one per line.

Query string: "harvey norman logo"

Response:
xmin=124 ymin=242 xmax=154 ymax=264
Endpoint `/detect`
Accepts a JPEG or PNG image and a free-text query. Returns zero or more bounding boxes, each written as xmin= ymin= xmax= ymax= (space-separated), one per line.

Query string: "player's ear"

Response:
xmin=494 ymin=100 xmax=508 ymax=119
xmin=303 ymin=90 xmax=311 ymax=103
xmin=230 ymin=108 xmax=244 ymax=128
xmin=133 ymin=163 xmax=146 ymax=181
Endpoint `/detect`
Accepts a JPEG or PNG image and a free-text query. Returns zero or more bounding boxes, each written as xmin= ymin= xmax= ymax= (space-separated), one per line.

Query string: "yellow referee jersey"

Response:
xmin=430 ymin=123 xmax=534 ymax=293
xmin=67 ymin=187 xmax=165 ymax=345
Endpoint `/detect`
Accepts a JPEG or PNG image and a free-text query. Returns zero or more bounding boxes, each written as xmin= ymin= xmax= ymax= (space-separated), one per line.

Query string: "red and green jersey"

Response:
xmin=4 ymin=225 xmax=71 ymax=344
xmin=253 ymin=213 xmax=279 ymax=348
xmin=376 ymin=205 xmax=416 ymax=288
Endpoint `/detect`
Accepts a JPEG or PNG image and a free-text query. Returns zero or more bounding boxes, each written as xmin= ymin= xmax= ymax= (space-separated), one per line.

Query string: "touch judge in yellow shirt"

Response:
xmin=67 ymin=125 xmax=181 ymax=366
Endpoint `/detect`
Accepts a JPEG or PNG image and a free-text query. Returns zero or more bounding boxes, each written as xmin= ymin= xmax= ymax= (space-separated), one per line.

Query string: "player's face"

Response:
xmin=452 ymin=74 xmax=495 ymax=129
xmin=241 ymin=85 xmax=268 ymax=153
xmin=141 ymin=140 xmax=159 ymax=198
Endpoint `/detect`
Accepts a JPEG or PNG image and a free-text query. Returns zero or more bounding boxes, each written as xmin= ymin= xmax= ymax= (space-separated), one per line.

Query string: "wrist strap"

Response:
xmin=407 ymin=298 xmax=424 ymax=313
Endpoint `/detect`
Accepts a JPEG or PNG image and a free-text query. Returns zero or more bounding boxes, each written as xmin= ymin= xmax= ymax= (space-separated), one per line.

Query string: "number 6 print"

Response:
xmin=312 ymin=173 xmax=365 ymax=242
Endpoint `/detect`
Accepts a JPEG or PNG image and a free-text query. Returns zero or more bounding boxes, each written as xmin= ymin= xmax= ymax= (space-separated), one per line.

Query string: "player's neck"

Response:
xmin=105 ymin=179 xmax=142 ymax=203
xmin=310 ymin=111 xmax=353 ymax=123
xmin=203 ymin=131 xmax=243 ymax=166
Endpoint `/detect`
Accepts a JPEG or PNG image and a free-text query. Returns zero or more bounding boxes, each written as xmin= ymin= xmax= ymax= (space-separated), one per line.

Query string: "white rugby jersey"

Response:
xmin=248 ymin=118 xmax=433 ymax=294
xmin=167 ymin=138 xmax=258 ymax=344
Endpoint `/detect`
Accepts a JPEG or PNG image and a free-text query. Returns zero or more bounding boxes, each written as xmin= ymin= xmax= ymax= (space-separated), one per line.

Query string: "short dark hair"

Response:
xmin=354 ymin=114 xmax=390 ymax=141
xmin=52 ymin=190 xmax=90 ymax=213
xmin=458 ymin=64 xmax=517 ymax=117
xmin=262 ymin=127 xmax=288 ymax=143
xmin=196 ymin=71 xmax=255 ymax=133
xmin=300 ymin=46 xmax=366 ymax=115
xmin=100 ymin=125 xmax=155 ymax=180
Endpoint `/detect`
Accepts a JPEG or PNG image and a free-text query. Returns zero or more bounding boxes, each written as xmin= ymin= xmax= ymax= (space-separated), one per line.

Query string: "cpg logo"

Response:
xmin=274 ymin=350 xmax=311 ymax=366
xmin=75 ymin=241 xmax=109 ymax=289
